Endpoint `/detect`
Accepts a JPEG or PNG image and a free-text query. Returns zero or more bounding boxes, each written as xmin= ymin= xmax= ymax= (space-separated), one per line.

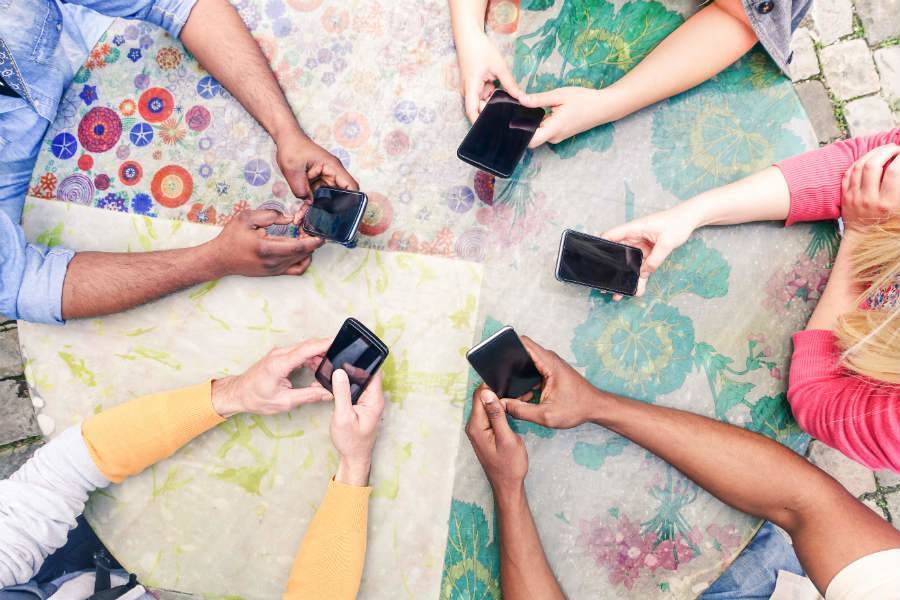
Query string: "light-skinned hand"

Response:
xmin=841 ymin=143 xmax=900 ymax=232
xmin=456 ymin=32 xmax=523 ymax=123
xmin=204 ymin=208 xmax=325 ymax=277
xmin=211 ymin=338 xmax=334 ymax=418
xmin=465 ymin=385 xmax=528 ymax=496
xmin=275 ymin=133 xmax=359 ymax=221
xmin=519 ymin=86 xmax=626 ymax=149
xmin=331 ymin=370 xmax=385 ymax=486
xmin=505 ymin=336 xmax=601 ymax=429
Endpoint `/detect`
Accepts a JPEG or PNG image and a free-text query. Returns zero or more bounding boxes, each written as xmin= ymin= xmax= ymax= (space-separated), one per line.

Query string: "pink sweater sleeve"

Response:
xmin=788 ymin=329 xmax=900 ymax=472
xmin=774 ymin=128 xmax=900 ymax=226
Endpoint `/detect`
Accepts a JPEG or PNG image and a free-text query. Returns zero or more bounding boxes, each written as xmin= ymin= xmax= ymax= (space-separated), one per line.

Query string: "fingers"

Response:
xmin=286 ymin=170 xmax=313 ymax=202
xmin=334 ymin=168 xmax=360 ymax=192
xmin=641 ymin=242 xmax=671 ymax=277
xmin=528 ymin=118 xmax=555 ymax=149
xmin=505 ymin=398 xmax=544 ymax=423
xmin=283 ymin=256 xmax=313 ymax=276
xmin=277 ymin=337 xmax=333 ymax=373
xmin=519 ymin=89 xmax=562 ymax=109
xmin=519 ymin=335 xmax=554 ymax=378
xmin=262 ymin=236 xmax=323 ymax=257
xmin=882 ymin=157 xmax=900 ymax=209
xmin=245 ymin=209 xmax=291 ymax=228
xmin=464 ymin=81 xmax=481 ymax=123
xmin=331 ymin=369 xmax=354 ymax=423
xmin=357 ymin=371 xmax=385 ymax=414
xmin=466 ymin=384 xmax=491 ymax=435
xmin=478 ymin=388 xmax=516 ymax=444
xmin=281 ymin=386 xmax=334 ymax=408
xmin=494 ymin=64 xmax=523 ymax=99
xmin=860 ymin=145 xmax=900 ymax=202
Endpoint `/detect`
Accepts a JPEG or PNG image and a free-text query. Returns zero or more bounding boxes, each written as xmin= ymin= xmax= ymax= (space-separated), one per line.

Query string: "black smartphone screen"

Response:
xmin=457 ymin=90 xmax=544 ymax=179
xmin=303 ymin=188 xmax=367 ymax=244
xmin=316 ymin=318 xmax=388 ymax=404
xmin=557 ymin=230 xmax=643 ymax=296
xmin=466 ymin=327 xmax=542 ymax=399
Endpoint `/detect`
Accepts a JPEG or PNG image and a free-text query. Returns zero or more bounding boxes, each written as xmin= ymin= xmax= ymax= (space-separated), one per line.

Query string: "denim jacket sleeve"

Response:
xmin=60 ymin=0 xmax=199 ymax=38
xmin=0 ymin=209 xmax=74 ymax=325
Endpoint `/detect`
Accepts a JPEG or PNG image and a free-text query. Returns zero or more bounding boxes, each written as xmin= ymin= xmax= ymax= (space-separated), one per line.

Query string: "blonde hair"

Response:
xmin=834 ymin=218 xmax=900 ymax=384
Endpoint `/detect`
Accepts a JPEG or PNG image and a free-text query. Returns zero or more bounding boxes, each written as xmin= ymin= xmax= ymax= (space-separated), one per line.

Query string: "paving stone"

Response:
xmin=845 ymin=95 xmax=897 ymax=136
xmin=794 ymin=79 xmax=842 ymax=142
xmin=809 ymin=0 xmax=854 ymax=45
xmin=0 ymin=327 xmax=24 ymax=379
xmin=821 ymin=39 xmax=882 ymax=100
xmin=0 ymin=441 xmax=42 ymax=480
xmin=789 ymin=28 xmax=820 ymax=81
xmin=862 ymin=497 xmax=889 ymax=519
xmin=875 ymin=46 xmax=900 ymax=104
xmin=0 ymin=379 xmax=40 ymax=446
xmin=856 ymin=0 xmax=900 ymax=45
xmin=808 ymin=441 xmax=878 ymax=497
xmin=876 ymin=469 xmax=900 ymax=489
xmin=886 ymin=490 xmax=900 ymax=527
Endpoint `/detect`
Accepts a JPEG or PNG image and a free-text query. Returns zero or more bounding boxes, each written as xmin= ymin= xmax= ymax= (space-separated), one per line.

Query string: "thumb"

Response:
xmin=246 ymin=208 xmax=290 ymax=228
xmin=520 ymin=89 xmax=562 ymax=109
xmin=332 ymin=369 xmax=354 ymax=422
xmin=528 ymin=120 xmax=554 ymax=149
xmin=464 ymin=82 xmax=481 ymax=124
xmin=495 ymin=64 xmax=523 ymax=99
xmin=642 ymin=241 xmax=672 ymax=276
xmin=287 ymin=169 xmax=313 ymax=202
xmin=479 ymin=388 xmax=515 ymax=441
xmin=282 ymin=386 xmax=334 ymax=409
xmin=505 ymin=398 xmax=544 ymax=424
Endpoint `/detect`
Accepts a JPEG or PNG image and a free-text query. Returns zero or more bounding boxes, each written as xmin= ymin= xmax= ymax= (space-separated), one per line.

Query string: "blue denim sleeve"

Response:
xmin=0 ymin=210 xmax=74 ymax=324
xmin=61 ymin=0 xmax=199 ymax=38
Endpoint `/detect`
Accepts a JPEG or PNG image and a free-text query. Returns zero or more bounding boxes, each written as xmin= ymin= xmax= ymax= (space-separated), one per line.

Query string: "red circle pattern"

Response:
xmin=151 ymin=165 xmax=194 ymax=208
xmin=77 ymin=107 xmax=122 ymax=153
xmin=138 ymin=87 xmax=174 ymax=123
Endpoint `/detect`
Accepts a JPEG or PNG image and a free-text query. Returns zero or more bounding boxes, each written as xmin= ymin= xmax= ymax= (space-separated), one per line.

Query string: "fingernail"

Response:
xmin=481 ymin=391 xmax=498 ymax=404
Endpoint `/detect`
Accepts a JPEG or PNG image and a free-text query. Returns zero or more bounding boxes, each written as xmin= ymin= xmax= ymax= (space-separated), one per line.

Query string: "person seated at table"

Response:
xmin=1 ymin=0 xmax=357 ymax=325
xmin=450 ymin=0 xmax=808 ymax=142
xmin=601 ymin=129 xmax=900 ymax=472
xmin=0 ymin=337 xmax=384 ymax=600
xmin=464 ymin=336 xmax=900 ymax=600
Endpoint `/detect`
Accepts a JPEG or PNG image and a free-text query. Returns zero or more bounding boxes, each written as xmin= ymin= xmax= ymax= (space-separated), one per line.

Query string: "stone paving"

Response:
xmin=0 ymin=0 xmax=898 ymax=575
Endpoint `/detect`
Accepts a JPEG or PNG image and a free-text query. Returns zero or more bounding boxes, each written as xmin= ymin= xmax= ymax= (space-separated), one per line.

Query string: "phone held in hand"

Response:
xmin=302 ymin=187 xmax=368 ymax=248
xmin=466 ymin=326 xmax=542 ymax=399
xmin=555 ymin=229 xmax=643 ymax=297
xmin=457 ymin=90 xmax=545 ymax=179
xmin=315 ymin=318 xmax=389 ymax=404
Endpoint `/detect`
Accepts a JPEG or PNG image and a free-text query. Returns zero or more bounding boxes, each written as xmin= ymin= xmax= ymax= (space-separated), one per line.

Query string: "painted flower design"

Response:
xmin=572 ymin=294 xmax=695 ymax=401
xmin=188 ymin=203 xmax=217 ymax=224
xmin=763 ymin=248 xmax=830 ymax=317
xmin=441 ymin=500 xmax=500 ymax=600
xmin=159 ymin=118 xmax=187 ymax=145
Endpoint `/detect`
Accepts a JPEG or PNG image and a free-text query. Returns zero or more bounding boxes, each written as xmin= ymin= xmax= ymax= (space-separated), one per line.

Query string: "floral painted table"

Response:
xmin=20 ymin=0 xmax=833 ymax=598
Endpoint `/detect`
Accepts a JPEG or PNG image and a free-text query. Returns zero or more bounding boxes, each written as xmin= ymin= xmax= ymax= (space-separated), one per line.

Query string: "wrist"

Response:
xmin=194 ymin=240 xmax=230 ymax=280
xmin=493 ymin=480 xmax=527 ymax=512
xmin=585 ymin=388 xmax=618 ymax=426
xmin=336 ymin=455 xmax=372 ymax=486
xmin=271 ymin=120 xmax=309 ymax=150
xmin=597 ymin=84 xmax=637 ymax=124
xmin=211 ymin=376 xmax=242 ymax=418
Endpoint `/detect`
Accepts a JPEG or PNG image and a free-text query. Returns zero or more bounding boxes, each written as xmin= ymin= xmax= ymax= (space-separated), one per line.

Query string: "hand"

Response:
xmin=519 ymin=86 xmax=626 ymax=148
xmin=601 ymin=206 xmax=701 ymax=298
xmin=465 ymin=385 xmax=528 ymax=495
xmin=275 ymin=133 xmax=359 ymax=214
xmin=331 ymin=370 xmax=385 ymax=486
xmin=204 ymin=208 xmax=324 ymax=278
xmin=456 ymin=32 xmax=523 ymax=123
xmin=841 ymin=144 xmax=900 ymax=232
xmin=505 ymin=337 xmax=600 ymax=429
xmin=211 ymin=338 xmax=334 ymax=418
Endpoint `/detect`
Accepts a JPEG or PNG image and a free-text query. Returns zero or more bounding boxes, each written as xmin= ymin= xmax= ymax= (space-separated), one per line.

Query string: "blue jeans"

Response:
xmin=702 ymin=522 xmax=805 ymax=599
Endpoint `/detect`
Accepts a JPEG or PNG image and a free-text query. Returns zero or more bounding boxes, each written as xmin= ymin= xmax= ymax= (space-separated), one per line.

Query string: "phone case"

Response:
xmin=314 ymin=317 xmax=390 ymax=397
xmin=301 ymin=188 xmax=368 ymax=247
xmin=554 ymin=229 xmax=642 ymax=296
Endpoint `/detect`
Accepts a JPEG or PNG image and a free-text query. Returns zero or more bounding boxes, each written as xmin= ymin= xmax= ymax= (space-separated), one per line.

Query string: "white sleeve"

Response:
xmin=0 ymin=425 xmax=110 ymax=588
xmin=824 ymin=549 xmax=900 ymax=600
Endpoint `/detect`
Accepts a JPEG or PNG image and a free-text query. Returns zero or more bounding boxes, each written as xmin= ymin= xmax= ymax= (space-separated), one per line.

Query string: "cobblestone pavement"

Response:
xmin=1 ymin=0 xmax=898 ymax=565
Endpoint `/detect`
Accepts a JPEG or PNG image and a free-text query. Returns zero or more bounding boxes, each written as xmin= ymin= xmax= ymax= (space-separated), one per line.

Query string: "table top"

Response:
xmin=22 ymin=0 xmax=827 ymax=598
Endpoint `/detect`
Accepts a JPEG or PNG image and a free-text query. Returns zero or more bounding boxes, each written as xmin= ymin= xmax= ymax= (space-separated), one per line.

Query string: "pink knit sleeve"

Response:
xmin=788 ymin=329 xmax=900 ymax=472
xmin=775 ymin=129 xmax=900 ymax=226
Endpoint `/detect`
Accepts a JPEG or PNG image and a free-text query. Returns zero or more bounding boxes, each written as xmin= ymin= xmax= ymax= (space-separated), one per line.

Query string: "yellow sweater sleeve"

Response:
xmin=81 ymin=381 xmax=224 ymax=483
xmin=283 ymin=479 xmax=372 ymax=600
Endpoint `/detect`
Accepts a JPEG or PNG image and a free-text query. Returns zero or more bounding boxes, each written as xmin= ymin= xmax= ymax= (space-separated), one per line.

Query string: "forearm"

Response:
xmin=449 ymin=0 xmax=489 ymax=40
xmin=495 ymin=485 xmax=565 ymax=600
xmin=806 ymin=231 xmax=862 ymax=330
xmin=180 ymin=0 xmax=304 ymax=144
xmin=60 ymin=244 xmax=219 ymax=320
xmin=675 ymin=166 xmax=791 ymax=228
xmin=605 ymin=3 xmax=756 ymax=120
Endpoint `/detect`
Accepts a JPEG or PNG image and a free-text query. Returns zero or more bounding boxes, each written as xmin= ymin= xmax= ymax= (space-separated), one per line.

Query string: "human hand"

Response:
xmin=275 ymin=133 xmax=359 ymax=218
xmin=204 ymin=208 xmax=324 ymax=278
xmin=211 ymin=338 xmax=334 ymax=418
xmin=466 ymin=385 xmax=528 ymax=495
xmin=519 ymin=86 xmax=626 ymax=148
xmin=331 ymin=370 xmax=385 ymax=486
xmin=505 ymin=337 xmax=600 ymax=429
xmin=456 ymin=31 xmax=523 ymax=123
xmin=841 ymin=144 xmax=900 ymax=232
xmin=601 ymin=205 xmax=702 ymax=299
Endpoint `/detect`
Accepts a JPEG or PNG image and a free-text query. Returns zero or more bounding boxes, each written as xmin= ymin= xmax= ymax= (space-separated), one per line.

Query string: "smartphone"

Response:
xmin=457 ymin=90 xmax=545 ymax=179
xmin=315 ymin=318 xmax=389 ymax=404
xmin=555 ymin=229 xmax=643 ymax=296
xmin=466 ymin=326 xmax=542 ymax=399
xmin=302 ymin=187 xmax=368 ymax=247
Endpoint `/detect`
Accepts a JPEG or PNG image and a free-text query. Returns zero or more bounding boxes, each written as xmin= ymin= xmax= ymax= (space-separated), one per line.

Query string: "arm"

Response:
xmin=0 ymin=339 xmax=332 ymax=586
xmin=179 ymin=0 xmax=357 ymax=201
xmin=505 ymin=339 xmax=900 ymax=595
xmin=60 ymin=209 xmax=322 ymax=321
xmin=283 ymin=370 xmax=385 ymax=600
xmin=465 ymin=387 xmax=565 ymax=600
xmin=520 ymin=0 xmax=758 ymax=147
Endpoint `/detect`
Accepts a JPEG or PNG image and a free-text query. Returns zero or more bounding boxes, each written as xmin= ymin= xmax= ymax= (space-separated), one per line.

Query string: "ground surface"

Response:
xmin=1 ymin=0 xmax=898 ymax=566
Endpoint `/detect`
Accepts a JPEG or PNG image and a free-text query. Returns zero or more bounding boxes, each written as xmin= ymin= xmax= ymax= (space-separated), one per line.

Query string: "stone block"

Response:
xmin=886 ymin=491 xmax=900 ymax=528
xmin=875 ymin=46 xmax=900 ymax=103
xmin=808 ymin=441 xmax=878 ymax=497
xmin=789 ymin=28 xmax=820 ymax=81
xmin=0 ymin=327 xmax=23 ymax=379
xmin=0 ymin=441 xmax=41 ymax=480
xmin=857 ymin=0 xmax=900 ymax=45
xmin=0 ymin=379 xmax=40 ymax=446
xmin=845 ymin=95 xmax=897 ymax=136
xmin=810 ymin=0 xmax=854 ymax=45
xmin=877 ymin=469 xmax=900 ymax=489
xmin=794 ymin=80 xmax=842 ymax=142
xmin=821 ymin=39 xmax=881 ymax=100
